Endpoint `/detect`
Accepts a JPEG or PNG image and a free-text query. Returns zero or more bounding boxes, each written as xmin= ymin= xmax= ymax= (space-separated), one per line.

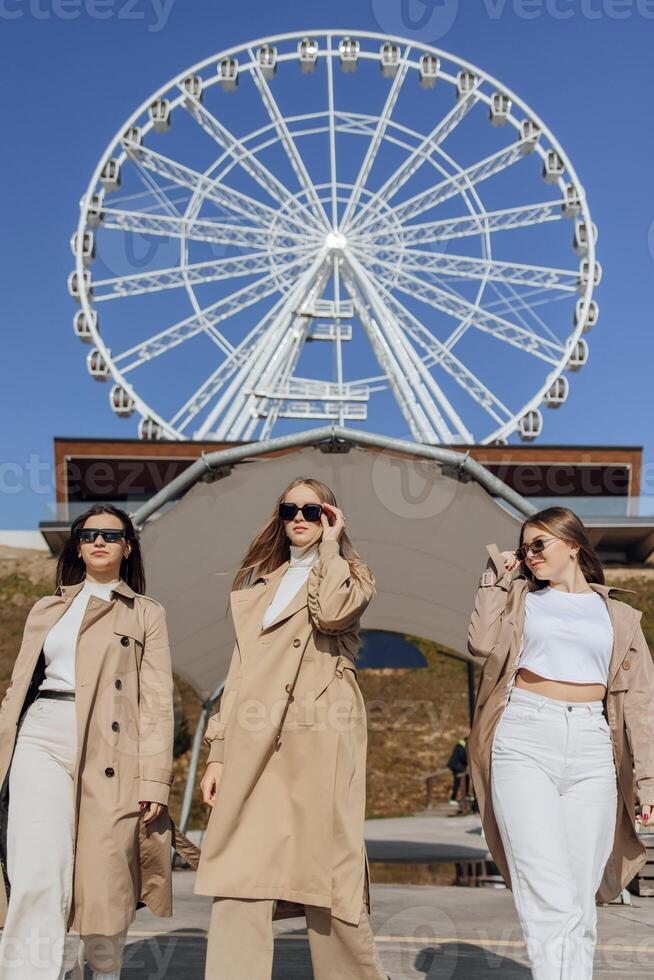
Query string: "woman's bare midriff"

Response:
xmin=515 ymin=666 xmax=606 ymax=702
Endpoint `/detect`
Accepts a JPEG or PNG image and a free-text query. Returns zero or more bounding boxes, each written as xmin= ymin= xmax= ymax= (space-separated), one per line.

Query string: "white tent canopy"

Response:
xmin=137 ymin=430 xmax=528 ymax=701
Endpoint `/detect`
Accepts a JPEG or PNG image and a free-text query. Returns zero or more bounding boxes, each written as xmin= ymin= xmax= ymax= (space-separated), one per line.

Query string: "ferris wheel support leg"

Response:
xmin=344 ymin=251 xmax=467 ymax=445
xmin=340 ymin=269 xmax=431 ymax=444
xmin=207 ymin=253 xmax=329 ymax=441
xmin=254 ymin=267 xmax=333 ymax=440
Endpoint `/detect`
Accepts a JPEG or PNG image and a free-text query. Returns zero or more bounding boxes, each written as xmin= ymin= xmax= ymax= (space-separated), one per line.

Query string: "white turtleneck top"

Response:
xmin=261 ymin=541 xmax=321 ymax=629
xmin=40 ymin=577 xmax=120 ymax=693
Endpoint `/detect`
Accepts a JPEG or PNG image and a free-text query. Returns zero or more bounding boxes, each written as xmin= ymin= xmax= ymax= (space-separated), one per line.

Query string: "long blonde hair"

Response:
xmin=231 ymin=476 xmax=375 ymax=595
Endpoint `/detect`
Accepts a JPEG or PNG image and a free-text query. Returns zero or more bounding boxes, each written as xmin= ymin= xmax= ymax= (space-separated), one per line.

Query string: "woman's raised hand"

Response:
xmin=500 ymin=550 xmax=519 ymax=572
xmin=200 ymin=761 xmax=224 ymax=808
xmin=321 ymin=503 xmax=345 ymax=543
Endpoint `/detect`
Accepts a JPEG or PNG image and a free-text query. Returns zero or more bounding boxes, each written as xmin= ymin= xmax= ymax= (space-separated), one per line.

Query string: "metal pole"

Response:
xmin=467 ymin=660 xmax=476 ymax=726
xmin=179 ymin=685 xmax=224 ymax=834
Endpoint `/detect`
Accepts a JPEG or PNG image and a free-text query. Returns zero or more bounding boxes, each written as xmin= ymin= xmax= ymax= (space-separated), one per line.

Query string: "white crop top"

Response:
xmin=519 ymin=586 xmax=614 ymax=685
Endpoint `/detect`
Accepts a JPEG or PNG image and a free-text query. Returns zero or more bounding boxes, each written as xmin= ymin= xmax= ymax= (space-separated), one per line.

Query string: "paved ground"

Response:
xmin=364 ymin=811 xmax=488 ymax=864
xmin=106 ymin=812 xmax=654 ymax=978
xmin=115 ymin=872 xmax=654 ymax=978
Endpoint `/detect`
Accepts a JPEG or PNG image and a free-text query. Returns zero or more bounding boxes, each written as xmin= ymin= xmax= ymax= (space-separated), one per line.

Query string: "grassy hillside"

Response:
xmin=1 ymin=549 xmax=652 ymax=830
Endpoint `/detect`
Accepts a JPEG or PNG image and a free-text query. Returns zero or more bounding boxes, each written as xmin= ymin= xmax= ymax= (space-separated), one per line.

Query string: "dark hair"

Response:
xmin=519 ymin=505 xmax=605 ymax=589
xmin=56 ymin=504 xmax=146 ymax=594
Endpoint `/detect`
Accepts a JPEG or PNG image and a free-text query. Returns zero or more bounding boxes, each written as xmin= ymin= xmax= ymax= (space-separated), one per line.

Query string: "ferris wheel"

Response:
xmin=70 ymin=29 xmax=599 ymax=445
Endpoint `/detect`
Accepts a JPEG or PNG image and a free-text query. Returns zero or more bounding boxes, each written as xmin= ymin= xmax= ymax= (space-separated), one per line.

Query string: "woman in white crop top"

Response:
xmin=476 ymin=505 xmax=644 ymax=979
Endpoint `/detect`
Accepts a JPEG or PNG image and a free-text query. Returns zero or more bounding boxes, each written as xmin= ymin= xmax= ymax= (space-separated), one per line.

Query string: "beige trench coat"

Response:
xmin=467 ymin=544 xmax=654 ymax=904
xmin=194 ymin=538 xmax=375 ymax=925
xmin=0 ymin=579 xmax=175 ymax=935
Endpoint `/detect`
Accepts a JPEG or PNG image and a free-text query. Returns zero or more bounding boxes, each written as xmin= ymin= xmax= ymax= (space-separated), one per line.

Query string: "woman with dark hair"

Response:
xmin=466 ymin=506 xmax=654 ymax=979
xmin=194 ymin=478 xmax=388 ymax=980
xmin=0 ymin=505 xmax=174 ymax=980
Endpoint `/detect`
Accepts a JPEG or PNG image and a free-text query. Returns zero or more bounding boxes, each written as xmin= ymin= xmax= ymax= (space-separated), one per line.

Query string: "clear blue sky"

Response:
xmin=1 ymin=0 xmax=653 ymax=529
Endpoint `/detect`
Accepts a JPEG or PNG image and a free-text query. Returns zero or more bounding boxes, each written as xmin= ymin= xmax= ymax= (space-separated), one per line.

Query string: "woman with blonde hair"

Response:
xmin=467 ymin=506 xmax=654 ymax=979
xmin=194 ymin=477 xmax=388 ymax=980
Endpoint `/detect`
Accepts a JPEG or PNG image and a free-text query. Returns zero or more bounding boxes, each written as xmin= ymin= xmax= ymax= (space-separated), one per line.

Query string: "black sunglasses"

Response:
xmin=278 ymin=502 xmax=323 ymax=522
xmin=515 ymin=536 xmax=557 ymax=562
xmin=76 ymin=528 xmax=127 ymax=544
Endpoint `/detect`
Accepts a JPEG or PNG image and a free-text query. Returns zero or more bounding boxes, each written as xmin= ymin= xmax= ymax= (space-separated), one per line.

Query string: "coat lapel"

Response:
xmin=262 ymin=576 xmax=310 ymax=632
xmin=20 ymin=585 xmax=85 ymax=667
xmin=230 ymin=559 xmax=310 ymax=647
xmin=588 ymin=583 xmax=640 ymax=691
xmin=34 ymin=580 xmax=136 ymax=649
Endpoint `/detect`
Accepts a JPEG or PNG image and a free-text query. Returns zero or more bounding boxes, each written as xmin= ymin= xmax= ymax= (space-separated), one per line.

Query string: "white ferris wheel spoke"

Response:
xmin=482 ymin=283 xmax=574 ymax=326
xmin=248 ymin=47 xmax=331 ymax=231
xmin=345 ymin=87 xmax=480 ymax=235
xmin=339 ymin=50 xmax=410 ymax=231
xmin=198 ymin=252 xmax=330 ymax=440
xmin=100 ymin=206 xmax=308 ymax=250
xmin=357 ymin=201 xmax=567 ymax=247
xmin=355 ymin=244 xmax=578 ymax=292
xmin=378 ymin=287 xmax=515 ymax=428
xmin=360 ymin=253 xmax=565 ymax=364
xmin=92 ymin=248 xmax=314 ymax=301
xmin=127 ymin=152 xmax=183 ymax=221
xmin=325 ymin=36 xmax=339 ymax=229
xmin=179 ymin=89 xmax=324 ymax=234
xmin=112 ymin=261 xmax=305 ymax=373
xmin=341 ymin=267 xmax=440 ymax=443
xmin=344 ymin=251 xmax=470 ymax=443
xmin=483 ymin=274 xmax=563 ymax=346
xmin=354 ymin=136 xmax=532 ymax=238
xmin=171 ymin=288 xmax=293 ymax=432
xmin=251 ymin=267 xmax=333 ymax=440
xmin=124 ymin=141 xmax=305 ymax=236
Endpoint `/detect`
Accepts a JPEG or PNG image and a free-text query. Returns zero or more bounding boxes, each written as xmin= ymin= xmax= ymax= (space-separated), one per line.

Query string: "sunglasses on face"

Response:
xmin=278 ymin=502 xmax=323 ymax=523
xmin=515 ymin=536 xmax=558 ymax=562
xmin=76 ymin=528 xmax=127 ymax=544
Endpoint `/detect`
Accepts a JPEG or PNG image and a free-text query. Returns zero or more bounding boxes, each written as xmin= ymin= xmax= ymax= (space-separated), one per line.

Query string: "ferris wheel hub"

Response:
xmin=326 ymin=231 xmax=347 ymax=251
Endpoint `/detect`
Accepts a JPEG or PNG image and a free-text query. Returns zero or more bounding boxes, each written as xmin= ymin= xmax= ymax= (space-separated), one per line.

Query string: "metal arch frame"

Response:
xmin=131 ymin=424 xmax=536 ymax=527
xmin=74 ymin=28 xmax=597 ymax=446
xmin=130 ymin=423 xmax=537 ymax=833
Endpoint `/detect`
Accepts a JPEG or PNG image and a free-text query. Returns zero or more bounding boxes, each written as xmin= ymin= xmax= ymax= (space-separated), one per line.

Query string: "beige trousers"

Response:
xmin=205 ymin=893 xmax=387 ymax=980
xmin=0 ymin=698 xmax=127 ymax=979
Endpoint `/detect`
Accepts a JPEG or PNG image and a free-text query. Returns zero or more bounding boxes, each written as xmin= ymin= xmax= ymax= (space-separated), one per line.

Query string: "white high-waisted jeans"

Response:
xmin=491 ymin=685 xmax=618 ymax=979
xmin=0 ymin=697 xmax=126 ymax=979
